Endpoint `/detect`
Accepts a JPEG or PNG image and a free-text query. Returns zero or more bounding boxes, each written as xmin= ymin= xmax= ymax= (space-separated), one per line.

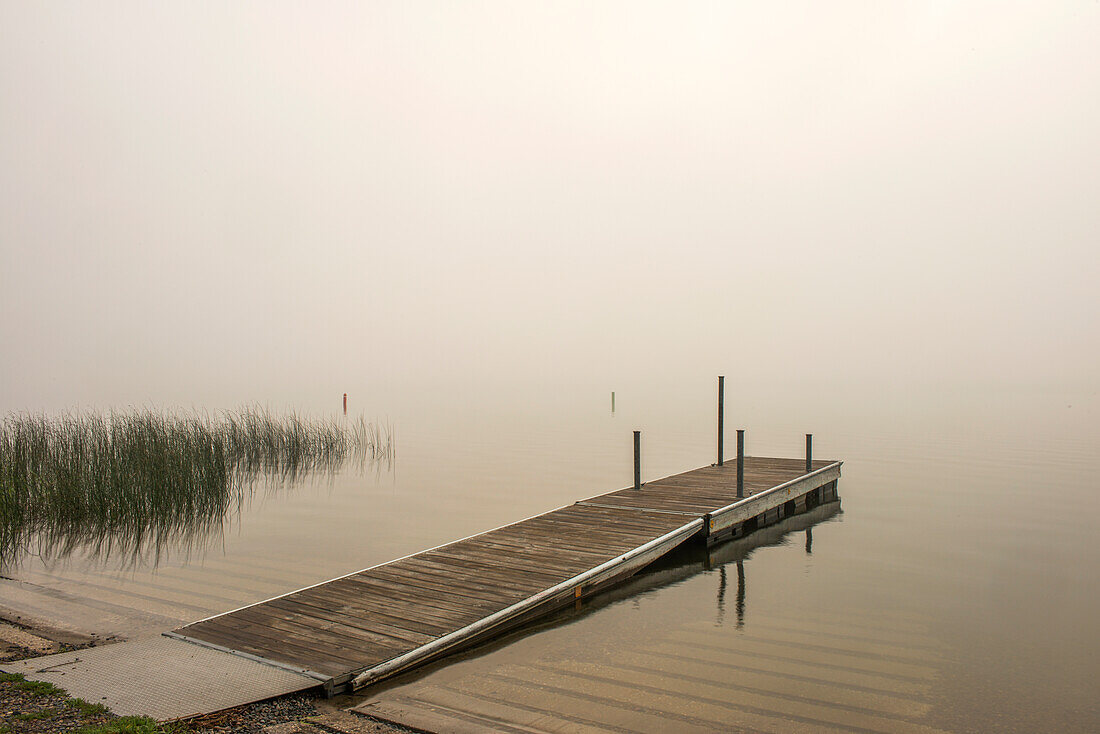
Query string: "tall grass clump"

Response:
xmin=0 ymin=408 xmax=393 ymax=568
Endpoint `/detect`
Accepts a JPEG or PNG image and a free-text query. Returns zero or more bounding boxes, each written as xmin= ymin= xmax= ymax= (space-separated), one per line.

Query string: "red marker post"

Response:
xmin=343 ymin=393 xmax=347 ymax=416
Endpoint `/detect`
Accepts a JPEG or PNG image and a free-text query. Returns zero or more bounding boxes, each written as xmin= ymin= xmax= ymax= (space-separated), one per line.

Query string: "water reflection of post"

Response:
xmin=716 ymin=565 xmax=727 ymax=625
xmin=805 ymin=528 xmax=812 ymax=554
xmin=736 ymin=560 xmax=746 ymax=629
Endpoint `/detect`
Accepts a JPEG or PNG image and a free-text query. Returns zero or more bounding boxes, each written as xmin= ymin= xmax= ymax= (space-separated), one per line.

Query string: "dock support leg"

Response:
xmin=736 ymin=429 xmax=744 ymax=498
xmin=633 ymin=430 xmax=641 ymax=490
xmin=717 ymin=375 xmax=724 ymax=466
xmin=806 ymin=433 xmax=813 ymax=473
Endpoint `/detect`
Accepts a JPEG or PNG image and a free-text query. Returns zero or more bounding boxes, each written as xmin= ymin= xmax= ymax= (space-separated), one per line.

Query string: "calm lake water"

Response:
xmin=3 ymin=379 xmax=1096 ymax=731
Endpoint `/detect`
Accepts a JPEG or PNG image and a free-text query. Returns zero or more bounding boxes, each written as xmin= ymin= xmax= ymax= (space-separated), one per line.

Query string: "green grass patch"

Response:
xmin=11 ymin=709 xmax=59 ymax=720
xmin=1 ymin=671 xmax=26 ymax=682
xmin=77 ymin=716 xmax=176 ymax=734
xmin=67 ymin=697 xmax=110 ymax=715
xmin=15 ymin=678 xmax=66 ymax=697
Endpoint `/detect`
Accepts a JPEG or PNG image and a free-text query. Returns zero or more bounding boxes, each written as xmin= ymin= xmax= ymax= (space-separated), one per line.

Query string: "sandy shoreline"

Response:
xmin=0 ymin=614 xmax=105 ymax=664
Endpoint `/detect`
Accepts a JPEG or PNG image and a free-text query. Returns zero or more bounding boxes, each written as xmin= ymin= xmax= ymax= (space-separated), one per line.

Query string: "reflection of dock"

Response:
xmin=168 ymin=456 xmax=841 ymax=695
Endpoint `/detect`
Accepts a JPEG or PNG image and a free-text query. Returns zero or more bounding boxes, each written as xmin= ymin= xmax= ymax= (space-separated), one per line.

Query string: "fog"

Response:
xmin=2 ymin=2 xmax=1098 ymax=413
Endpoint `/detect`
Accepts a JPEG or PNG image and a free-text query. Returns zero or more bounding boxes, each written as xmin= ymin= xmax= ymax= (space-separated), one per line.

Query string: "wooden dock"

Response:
xmin=167 ymin=456 xmax=842 ymax=694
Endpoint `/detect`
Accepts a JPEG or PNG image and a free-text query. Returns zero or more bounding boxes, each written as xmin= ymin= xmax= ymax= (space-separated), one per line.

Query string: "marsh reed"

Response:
xmin=0 ymin=408 xmax=393 ymax=567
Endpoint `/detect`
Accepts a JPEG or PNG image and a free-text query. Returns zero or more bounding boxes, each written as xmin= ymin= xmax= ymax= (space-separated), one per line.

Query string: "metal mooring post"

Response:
xmin=717 ymin=376 xmax=725 ymax=466
xmin=805 ymin=433 xmax=813 ymax=473
xmin=633 ymin=430 xmax=641 ymax=489
xmin=736 ymin=429 xmax=745 ymax=498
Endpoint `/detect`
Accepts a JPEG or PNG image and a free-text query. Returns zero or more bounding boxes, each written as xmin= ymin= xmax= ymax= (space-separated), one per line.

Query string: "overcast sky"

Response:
xmin=2 ymin=2 xmax=1097 ymax=412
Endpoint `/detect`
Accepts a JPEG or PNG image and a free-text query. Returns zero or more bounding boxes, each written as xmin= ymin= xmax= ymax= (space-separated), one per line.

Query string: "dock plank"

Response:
xmin=263 ymin=597 xmax=444 ymax=643
xmin=389 ymin=555 xmax=558 ymax=594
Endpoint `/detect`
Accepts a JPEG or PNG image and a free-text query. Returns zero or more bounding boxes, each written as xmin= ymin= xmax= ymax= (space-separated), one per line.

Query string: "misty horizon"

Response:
xmin=2 ymin=2 xmax=1097 ymax=414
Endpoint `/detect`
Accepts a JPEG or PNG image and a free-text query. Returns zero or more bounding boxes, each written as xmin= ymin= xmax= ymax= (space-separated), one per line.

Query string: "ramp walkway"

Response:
xmin=169 ymin=456 xmax=842 ymax=695
xmin=0 ymin=634 xmax=314 ymax=719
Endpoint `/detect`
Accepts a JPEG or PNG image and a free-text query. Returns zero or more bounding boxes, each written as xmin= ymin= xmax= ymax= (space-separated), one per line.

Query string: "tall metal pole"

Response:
xmin=805 ymin=433 xmax=813 ymax=473
xmin=717 ymin=376 xmax=725 ymax=466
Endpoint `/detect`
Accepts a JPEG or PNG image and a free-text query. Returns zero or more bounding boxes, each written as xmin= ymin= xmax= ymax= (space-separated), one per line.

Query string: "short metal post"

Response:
xmin=805 ymin=433 xmax=812 ymax=473
xmin=633 ymin=430 xmax=641 ymax=489
xmin=717 ymin=376 xmax=725 ymax=466
xmin=736 ymin=429 xmax=744 ymax=498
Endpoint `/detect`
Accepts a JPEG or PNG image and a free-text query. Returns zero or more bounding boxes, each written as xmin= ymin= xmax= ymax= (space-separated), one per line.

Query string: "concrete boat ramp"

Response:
xmin=0 ymin=634 xmax=315 ymax=720
xmin=1 ymin=455 xmax=841 ymax=722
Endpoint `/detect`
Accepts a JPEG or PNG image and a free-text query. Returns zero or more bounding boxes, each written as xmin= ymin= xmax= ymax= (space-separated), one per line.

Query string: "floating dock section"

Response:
xmin=168 ymin=456 xmax=842 ymax=695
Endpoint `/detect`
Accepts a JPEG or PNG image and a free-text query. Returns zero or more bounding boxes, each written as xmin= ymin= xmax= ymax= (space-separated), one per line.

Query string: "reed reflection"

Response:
xmin=0 ymin=408 xmax=394 ymax=569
